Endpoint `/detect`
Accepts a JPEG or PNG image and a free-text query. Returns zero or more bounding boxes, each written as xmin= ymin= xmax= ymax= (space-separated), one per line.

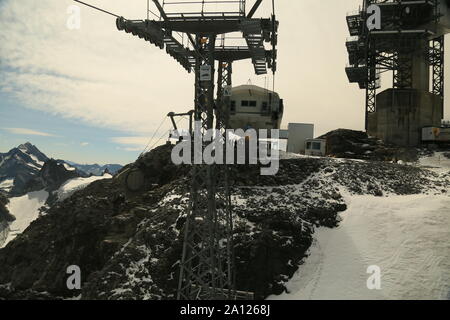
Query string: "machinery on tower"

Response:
xmin=345 ymin=0 xmax=450 ymax=147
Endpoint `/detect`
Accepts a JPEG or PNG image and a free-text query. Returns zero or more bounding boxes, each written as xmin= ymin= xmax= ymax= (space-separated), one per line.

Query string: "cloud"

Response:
xmin=0 ymin=1 xmax=289 ymax=137
xmin=80 ymin=142 xmax=89 ymax=146
xmin=112 ymin=136 xmax=149 ymax=146
xmin=116 ymin=146 xmax=144 ymax=152
xmin=0 ymin=0 xmax=193 ymax=135
xmin=111 ymin=135 xmax=168 ymax=153
xmin=3 ymin=127 xmax=56 ymax=137
xmin=5 ymin=0 xmax=440 ymax=140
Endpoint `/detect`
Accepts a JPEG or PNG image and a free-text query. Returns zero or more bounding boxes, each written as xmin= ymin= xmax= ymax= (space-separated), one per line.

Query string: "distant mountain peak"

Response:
xmin=17 ymin=142 xmax=35 ymax=151
xmin=19 ymin=142 xmax=33 ymax=147
xmin=65 ymin=162 xmax=123 ymax=176
xmin=0 ymin=143 xmax=50 ymax=195
xmin=1 ymin=143 xmax=123 ymax=196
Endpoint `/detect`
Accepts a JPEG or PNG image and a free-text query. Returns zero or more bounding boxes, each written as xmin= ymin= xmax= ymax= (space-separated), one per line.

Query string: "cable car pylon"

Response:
xmin=73 ymin=0 xmax=278 ymax=300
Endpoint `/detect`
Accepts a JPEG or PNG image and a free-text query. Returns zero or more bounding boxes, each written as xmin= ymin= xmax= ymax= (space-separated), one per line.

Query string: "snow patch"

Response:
xmin=0 ymin=179 xmax=14 ymax=191
xmin=63 ymin=163 xmax=76 ymax=171
xmin=56 ymin=174 xmax=112 ymax=201
xmin=28 ymin=153 xmax=44 ymax=167
xmin=1 ymin=190 xmax=49 ymax=248
xmin=417 ymin=152 xmax=450 ymax=174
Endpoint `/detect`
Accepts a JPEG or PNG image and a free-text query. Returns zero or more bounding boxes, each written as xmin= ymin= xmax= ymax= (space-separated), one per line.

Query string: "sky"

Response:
xmin=0 ymin=0 xmax=449 ymax=165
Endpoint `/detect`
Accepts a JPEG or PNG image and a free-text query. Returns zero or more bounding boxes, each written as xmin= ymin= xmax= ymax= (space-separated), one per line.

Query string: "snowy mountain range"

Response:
xmin=0 ymin=142 xmax=122 ymax=196
xmin=64 ymin=161 xmax=122 ymax=176
xmin=0 ymin=142 xmax=119 ymax=247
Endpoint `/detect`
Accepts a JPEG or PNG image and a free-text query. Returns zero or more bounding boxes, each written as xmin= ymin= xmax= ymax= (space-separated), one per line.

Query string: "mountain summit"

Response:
xmin=0 ymin=142 xmax=49 ymax=195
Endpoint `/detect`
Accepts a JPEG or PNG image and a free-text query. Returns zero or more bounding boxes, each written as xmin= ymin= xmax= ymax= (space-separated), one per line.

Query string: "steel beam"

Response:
xmin=247 ymin=0 xmax=263 ymax=19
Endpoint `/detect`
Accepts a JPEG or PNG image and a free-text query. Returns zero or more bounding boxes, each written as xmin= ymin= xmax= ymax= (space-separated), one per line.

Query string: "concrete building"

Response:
xmin=286 ymin=123 xmax=314 ymax=154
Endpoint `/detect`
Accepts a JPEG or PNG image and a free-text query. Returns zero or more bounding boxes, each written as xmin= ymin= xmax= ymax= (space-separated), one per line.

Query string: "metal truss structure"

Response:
xmin=430 ymin=35 xmax=445 ymax=97
xmin=345 ymin=0 xmax=446 ymax=129
xmin=114 ymin=0 xmax=277 ymax=300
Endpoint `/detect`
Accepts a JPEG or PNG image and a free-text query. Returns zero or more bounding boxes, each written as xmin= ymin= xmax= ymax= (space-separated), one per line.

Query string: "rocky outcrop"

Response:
xmin=26 ymin=159 xmax=80 ymax=190
xmin=320 ymin=129 xmax=419 ymax=162
xmin=0 ymin=193 xmax=13 ymax=223
xmin=23 ymin=159 xmax=81 ymax=204
xmin=0 ymin=145 xmax=448 ymax=300
xmin=0 ymin=193 xmax=14 ymax=247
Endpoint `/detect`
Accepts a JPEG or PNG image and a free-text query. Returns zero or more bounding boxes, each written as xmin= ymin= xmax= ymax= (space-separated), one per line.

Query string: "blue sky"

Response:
xmin=0 ymin=93 xmax=144 ymax=164
xmin=0 ymin=0 xmax=449 ymax=165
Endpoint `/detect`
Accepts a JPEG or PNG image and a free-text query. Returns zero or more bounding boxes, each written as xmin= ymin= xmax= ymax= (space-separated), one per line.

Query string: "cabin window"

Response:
xmin=306 ymin=142 xmax=312 ymax=149
xmin=262 ymin=102 xmax=268 ymax=111
xmin=241 ymin=100 xmax=257 ymax=107
xmin=231 ymin=100 xmax=236 ymax=112
xmin=312 ymin=142 xmax=321 ymax=150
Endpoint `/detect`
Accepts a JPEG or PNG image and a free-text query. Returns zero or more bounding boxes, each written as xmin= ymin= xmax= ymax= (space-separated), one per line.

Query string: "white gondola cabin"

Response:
xmin=229 ymin=85 xmax=284 ymax=131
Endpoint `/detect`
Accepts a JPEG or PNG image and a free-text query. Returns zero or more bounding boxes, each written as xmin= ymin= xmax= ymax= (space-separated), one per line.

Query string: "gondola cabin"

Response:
xmin=229 ymin=85 xmax=284 ymax=131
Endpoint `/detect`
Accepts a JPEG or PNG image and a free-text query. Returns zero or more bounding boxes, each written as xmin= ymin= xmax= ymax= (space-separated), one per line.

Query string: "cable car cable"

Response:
xmin=73 ymin=0 xmax=121 ymax=18
xmin=140 ymin=116 xmax=168 ymax=156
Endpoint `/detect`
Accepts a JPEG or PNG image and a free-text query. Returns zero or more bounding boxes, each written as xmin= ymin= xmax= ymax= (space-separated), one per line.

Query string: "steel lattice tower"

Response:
xmin=345 ymin=0 xmax=447 ymax=131
xmin=111 ymin=0 xmax=278 ymax=300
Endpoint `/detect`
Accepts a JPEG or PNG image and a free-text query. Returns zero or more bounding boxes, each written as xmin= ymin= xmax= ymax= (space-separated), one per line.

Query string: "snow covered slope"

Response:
xmin=271 ymin=152 xmax=450 ymax=300
xmin=1 ymin=190 xmax=48 ymax=248
xmin=0 ymin=174 xmax=112 ymax=248
xmin=56 ymin=174 xmax=112 ymax=202
xmin=271 ymin=193 xmax=450 ymax=300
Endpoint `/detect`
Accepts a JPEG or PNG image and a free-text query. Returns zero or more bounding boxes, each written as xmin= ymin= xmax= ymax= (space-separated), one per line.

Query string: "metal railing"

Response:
xmin=148 ymin=0 xmax=246 ymax=18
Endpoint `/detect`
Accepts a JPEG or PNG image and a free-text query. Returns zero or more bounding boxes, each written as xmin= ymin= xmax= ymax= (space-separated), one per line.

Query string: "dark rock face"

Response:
xmin=0 ymin=193 xmax=14 ymax=223
xmin=0 ymin=144 xmax=448 ymax=300
xmin=23 ymin=159 xmax=81 ymax=205
xmin=0 ymin=193 xmax=14 ymax=250
xmin=126 ymin=143 xmax=190 ymax=186
xmin=25 ymin=159 xmax=80 ymax=192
